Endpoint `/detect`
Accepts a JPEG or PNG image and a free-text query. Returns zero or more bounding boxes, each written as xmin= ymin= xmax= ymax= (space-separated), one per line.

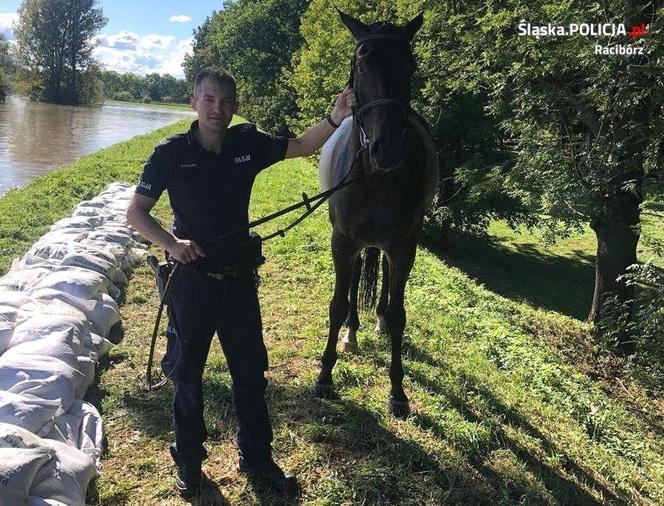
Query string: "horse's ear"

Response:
xmin=403 ymin=12 xmax=424 ymax=40
xmin=337 ymin=9 xmax=369 ymax=40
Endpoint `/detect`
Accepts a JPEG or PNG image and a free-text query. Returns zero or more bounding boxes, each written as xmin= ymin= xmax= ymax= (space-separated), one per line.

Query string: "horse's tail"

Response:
xmin=359 ymin=247 xmax=381 ymax=310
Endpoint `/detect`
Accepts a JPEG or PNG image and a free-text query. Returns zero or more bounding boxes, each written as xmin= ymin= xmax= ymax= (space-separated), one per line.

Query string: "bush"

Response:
xmin=141 ymin=95 xmax=151 ymax=103
xmin=113 ymin=90 xmax=133 ymax=102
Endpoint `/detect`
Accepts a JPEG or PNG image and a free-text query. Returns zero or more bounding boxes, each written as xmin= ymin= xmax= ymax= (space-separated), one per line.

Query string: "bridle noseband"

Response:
xmin=348 ymin=33 xmax=412 ymax=167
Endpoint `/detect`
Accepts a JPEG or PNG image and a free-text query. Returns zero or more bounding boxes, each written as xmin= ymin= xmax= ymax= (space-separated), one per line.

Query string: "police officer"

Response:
xmin=126 ymin=67 xmax=355 ymax=498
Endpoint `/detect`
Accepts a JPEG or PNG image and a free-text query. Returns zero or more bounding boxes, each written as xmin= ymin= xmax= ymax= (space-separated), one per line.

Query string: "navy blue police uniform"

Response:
xmin=136 ymin=119 xmax=288 ymax=467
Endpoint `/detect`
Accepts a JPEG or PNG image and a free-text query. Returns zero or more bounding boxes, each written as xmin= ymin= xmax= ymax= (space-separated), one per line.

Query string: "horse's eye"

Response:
xmin=357 ymin=64 xmax=366 ymax=74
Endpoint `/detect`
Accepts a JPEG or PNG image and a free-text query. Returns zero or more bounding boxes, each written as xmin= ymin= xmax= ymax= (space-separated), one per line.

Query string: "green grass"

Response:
xmin=1 ymin=119 xmax=663 ymax=505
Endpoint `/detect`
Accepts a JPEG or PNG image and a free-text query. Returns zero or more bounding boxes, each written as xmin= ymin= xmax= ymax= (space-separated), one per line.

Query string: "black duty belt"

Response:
xmin=188 ymin=258 xmax=265 ymax=281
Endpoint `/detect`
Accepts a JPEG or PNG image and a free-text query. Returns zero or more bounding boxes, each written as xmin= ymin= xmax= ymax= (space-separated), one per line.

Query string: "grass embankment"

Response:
xmin=1 ymin=118 xmax=663 ymax=505
xmin=104 ymin=100 xmax=193 ymax=112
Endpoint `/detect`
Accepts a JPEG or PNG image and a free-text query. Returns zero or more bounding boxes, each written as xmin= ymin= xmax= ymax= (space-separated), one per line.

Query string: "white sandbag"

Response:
xmin=86 ymin=229 xmax=133 ymax=248
xmin=16 ymin=298 xmax=87 ymax=321
xmin=37 ymin=230 xmax=88 ymax=245
xmin=30 ymin=439 xmax=97 ymax=506
xmin=0 ymin=391 xmax=61 ymax=435
xmin=0 ymin=291 xmax=31 ymax=309
xmin=0 ymin=305 xmax=19 ymax=322
xmin=33 ymin=268 xmax=110 ymax=300
xmin=79 ymin=239 xmax=124 ymax=259
xmin=60 ymin=252 xmax=118 ymax=281
xmin=10 ymin=313 xmax=87 ymax=354
xmin=30 ymin=288 xmax=120 ymax=338
xmin=2 ymin=333 xmax=80 ymax=371
xmin=0 ymin=354 xmax=80 ymax=420
xmin=50 ymin=216 xmax=102 ymax=231
xmin=0 ymin=268 xmax=52 ymax=292
xmin=47 ymin=400 xmax=103 ymax=464
xmin=76 ymin=401 xmax=103 ymax=463
xmin=74 ymin=199 xmax=105 ymax=209
xmin=0 ymin=422 xmax=48 ymax=450
xmin=71 ymin=205 xmax=102 ymax=217
xmin=83 ymin=332 xmax=113 ymax=358
xmin=0 ymin=446 xmax=53 ymax=506
xmin=27 ymin=242 xmax=75 ymax=262
xmin=0 ymin=321 xmax=15 ymax=355
xmin=73 ymin=357 xmax=95 ymax=398
xmin=12 ymin=255 xmax=60 ymax=271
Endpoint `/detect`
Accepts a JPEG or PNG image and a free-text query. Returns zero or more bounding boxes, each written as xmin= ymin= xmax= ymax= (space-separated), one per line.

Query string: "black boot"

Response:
xmin=238 ymin=456 xmax=297 ymax=494
xmin=170 ymin=445 xmax=202 ymax=499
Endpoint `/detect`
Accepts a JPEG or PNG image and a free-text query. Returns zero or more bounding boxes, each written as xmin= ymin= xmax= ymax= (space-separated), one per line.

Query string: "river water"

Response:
xmin=0 ymin=95 xmax=194 ymax=197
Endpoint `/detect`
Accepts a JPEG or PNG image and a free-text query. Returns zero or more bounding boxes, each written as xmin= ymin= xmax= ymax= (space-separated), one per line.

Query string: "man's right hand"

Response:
xmin=167 ymin=239 xmax=206 ymax=263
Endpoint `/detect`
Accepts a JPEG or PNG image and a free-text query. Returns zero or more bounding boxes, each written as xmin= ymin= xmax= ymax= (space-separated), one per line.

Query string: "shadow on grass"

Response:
xmin=368 ymin=340 xmax=631 ymax=504
xmin=421 ymin=226 xmax=595 ymax=320
xmin=117 ymin=355 xmax=632 ymax=505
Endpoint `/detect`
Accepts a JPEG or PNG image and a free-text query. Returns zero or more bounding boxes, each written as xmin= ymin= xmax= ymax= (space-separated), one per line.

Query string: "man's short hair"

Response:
xmin=193 ymin=67 xmax=237 ymax=98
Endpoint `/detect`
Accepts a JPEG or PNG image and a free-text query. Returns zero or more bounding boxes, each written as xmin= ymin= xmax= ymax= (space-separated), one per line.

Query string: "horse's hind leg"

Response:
xmin=385 ymin=239 xmax=417 ymax=418
xmin=341 ymin=256 xmax=361 ymax=353
xmin=375 ymin=253 xmax=389 ymax=334
xmin=314 ymin=229 xmax=358 ymax=399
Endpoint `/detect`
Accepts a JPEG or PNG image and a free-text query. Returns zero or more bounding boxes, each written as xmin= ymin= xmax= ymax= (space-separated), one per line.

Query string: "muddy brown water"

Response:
xmin=0 ymin=95 xmax=194 ymax=197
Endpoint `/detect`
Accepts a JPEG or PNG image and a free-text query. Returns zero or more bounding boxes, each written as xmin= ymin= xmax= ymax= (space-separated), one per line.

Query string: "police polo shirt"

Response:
xmin=136 ymin=120 xmax=288 ymax=243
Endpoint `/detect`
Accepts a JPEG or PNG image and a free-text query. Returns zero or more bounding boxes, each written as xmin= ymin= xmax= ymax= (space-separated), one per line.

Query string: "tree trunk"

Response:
xmin=588 ymin=191 xmax=641 ymax=350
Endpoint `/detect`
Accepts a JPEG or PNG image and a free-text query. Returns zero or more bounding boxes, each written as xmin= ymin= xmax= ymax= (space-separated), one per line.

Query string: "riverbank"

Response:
xmin=104 ymin=99 xmax=193 ymax=111
xmin=0 ymin=123 xmax=662 ymax=505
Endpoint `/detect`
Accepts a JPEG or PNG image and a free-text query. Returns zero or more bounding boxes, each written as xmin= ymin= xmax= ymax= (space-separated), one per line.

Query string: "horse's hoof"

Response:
xmin=375 ymin=317 xmax=387 ymax=335
xmin=341 ymin=340 xmax=358 ymax=353
xmin=314 ymin=381 xmax=338 ymax=399
xmin=388 ymin=396 xmax=410 ymax=419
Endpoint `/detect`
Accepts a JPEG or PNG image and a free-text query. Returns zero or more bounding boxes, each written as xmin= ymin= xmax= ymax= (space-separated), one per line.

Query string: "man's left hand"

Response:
xmin=330 ymin=87 xmax=357 ymax=125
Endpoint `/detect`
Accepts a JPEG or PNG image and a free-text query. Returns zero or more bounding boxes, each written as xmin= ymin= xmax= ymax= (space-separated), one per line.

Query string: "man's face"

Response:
xmin=191 ymin=77 xmax=239 ymax=134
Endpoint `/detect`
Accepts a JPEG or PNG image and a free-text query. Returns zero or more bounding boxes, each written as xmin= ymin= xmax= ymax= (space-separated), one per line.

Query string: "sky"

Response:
xmin=0 ymin=0 xmax=224 ymax=77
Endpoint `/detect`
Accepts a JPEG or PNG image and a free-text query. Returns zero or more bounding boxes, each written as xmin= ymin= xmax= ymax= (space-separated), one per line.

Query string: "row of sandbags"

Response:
xmin=0 ymin=183 xmax=146 ymax=505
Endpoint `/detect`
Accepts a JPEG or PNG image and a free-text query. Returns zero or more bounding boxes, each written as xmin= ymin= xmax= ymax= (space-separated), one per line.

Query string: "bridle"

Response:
xmin=348 ymin=33 xmax=413 ymax=168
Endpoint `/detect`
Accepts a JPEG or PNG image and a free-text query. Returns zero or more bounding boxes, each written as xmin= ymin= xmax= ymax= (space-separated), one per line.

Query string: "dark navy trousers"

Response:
xmin=162 ymin=267 xmax=272 ymax=463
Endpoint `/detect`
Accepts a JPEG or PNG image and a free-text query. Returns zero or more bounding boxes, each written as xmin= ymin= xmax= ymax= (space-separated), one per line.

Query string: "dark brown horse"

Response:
xmin=315 ymin=11 xmax=439 ymax=417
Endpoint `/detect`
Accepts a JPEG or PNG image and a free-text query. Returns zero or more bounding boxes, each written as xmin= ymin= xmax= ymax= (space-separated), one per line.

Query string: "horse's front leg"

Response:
xmin=341 ymin=255 xmax=361 ymax=353
xmin=385 ymin=239 xmax=417 ymax=418
xmin=375 ymin=252 xmax=389 ymax=334
xmin=314 ymin=229 xmax=358 ymax=399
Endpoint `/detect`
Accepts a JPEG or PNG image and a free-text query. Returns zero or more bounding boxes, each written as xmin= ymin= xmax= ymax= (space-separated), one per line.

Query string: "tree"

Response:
xmin=184 ymin=0 xmax=310 ymax=136
xmin=14 ymin=0 xmax=106 ymax=104
xmin=97 ymin=69 xmax=190 ymax=103
xmin=0 ymin=33 xmax=12 ymax=102
xmin=450 ymin=0 xmax=663 ymax=344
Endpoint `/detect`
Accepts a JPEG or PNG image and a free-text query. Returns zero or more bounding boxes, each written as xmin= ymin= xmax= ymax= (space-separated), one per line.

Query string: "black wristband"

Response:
xmin=326 ymin=114 xmax=340 ymax=129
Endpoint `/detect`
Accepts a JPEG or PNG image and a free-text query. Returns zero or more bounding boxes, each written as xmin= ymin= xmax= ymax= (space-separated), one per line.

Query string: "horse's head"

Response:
xmin=339 ymin=11 xmax=423 ymax=172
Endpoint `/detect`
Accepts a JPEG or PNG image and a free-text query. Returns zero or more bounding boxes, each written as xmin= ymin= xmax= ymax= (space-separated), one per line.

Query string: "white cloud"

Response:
xmin=156 ymin=38 xmax=193 ymax=77
xmin=95 ymin=30 xmax=140 ymax=50
xmin=169 ymin=15 xmax=191 ymax=23
xmin=93 ymin=34 xmax=194 ymax=78
xmin=0 ymin=12 xmax=18 ymax=40
xmin=139 ymin=34 xmax=175 ymax=50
